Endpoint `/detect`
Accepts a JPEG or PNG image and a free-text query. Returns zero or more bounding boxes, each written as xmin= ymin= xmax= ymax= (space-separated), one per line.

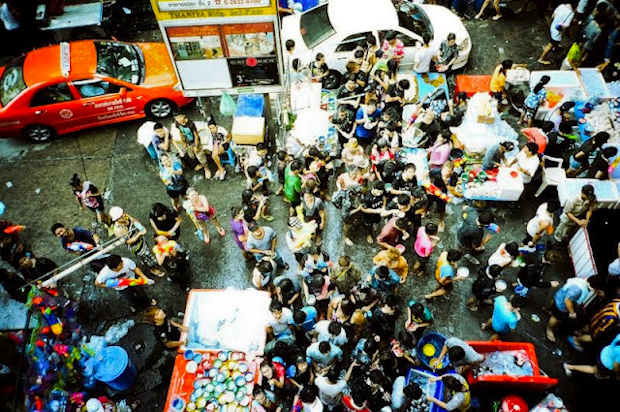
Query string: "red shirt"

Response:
xmin=342 ymin=396 xmax=371 ymax=412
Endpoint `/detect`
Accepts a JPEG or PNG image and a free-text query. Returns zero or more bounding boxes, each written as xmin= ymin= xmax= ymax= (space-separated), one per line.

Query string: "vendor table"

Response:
xmin=465 ymin=341 xmax=558 ymax=391
xmin=455 ymin=75 xmax=492 ymax=97
xmin=557 ymin=178 xmax=620 ymax=209
xmin=462 ymin=167 xmax=524 ymax=202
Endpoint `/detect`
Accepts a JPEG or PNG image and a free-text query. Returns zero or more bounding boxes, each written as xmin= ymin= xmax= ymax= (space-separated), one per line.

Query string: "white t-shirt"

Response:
xmin=413 ymin=46 xmax=438 ymax=74
xmin=313 ymin=320 xmax=348 ymax=346
xmin=527 ymin=203 xmax=553 ymax=237
xmin=551 ymin=4 xmax=575 ymax=42
xmin=95 ymin=258 xmax=137 ymax=290
xmin=267 ymin=307 xmax=294 ymax=336
xmin=515 ymin=150 xmax=540 ymax=183
xmin=302 ymin=398 xmax=324 ymax=412
xmin=0 ymin=4 xmax=19 ymax=31
xmin=315 ymin=376 xmax=347 ymax=406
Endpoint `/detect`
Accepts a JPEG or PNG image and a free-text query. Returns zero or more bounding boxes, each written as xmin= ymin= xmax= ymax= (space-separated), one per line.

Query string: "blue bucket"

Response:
xmin=94 ymin=346 xmax=137 ymax=391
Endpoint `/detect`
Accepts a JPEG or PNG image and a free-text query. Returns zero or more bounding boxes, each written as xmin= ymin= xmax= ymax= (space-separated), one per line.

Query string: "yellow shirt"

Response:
xmin=490 ymin=65 xmax=506 ymax=93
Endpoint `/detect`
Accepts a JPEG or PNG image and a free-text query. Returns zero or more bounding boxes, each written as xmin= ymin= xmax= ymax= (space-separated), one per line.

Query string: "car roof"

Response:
xmin=23 ymin=40 xmax=97 ymax=87
xmin=328 ymin=0 xmax=398 ymax=34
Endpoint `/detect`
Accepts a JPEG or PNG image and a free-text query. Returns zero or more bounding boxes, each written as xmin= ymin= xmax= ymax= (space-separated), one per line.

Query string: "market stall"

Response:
xmin=465 ymin=341 xmax=558 ymax=392
xmin=165 ymin=289 xmax=271 ymax=412
xmin=450 ymin=93 xmax=519 ymax=155
xmin=461 ymin=166 xmax=524 ymax=202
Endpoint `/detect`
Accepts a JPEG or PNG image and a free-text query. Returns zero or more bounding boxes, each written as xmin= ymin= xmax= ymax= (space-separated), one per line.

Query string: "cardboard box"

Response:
xmin=477 ymin=115 xmax=495 ymax=124
xmin=232 ymin=116 xmax=265 ymax=145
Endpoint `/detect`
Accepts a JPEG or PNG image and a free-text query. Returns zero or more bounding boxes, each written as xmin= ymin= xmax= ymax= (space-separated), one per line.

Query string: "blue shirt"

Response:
xmin=554 ymin=284 xmax=582 ymax=313
xmin=524 ymin=88 xmax=547 ymax=110
xmin=369 ymin=266 xmax=400 ymax=292
xmin=600 ymin=333 xmax=620 ymax=370
xmin=306 ymin=342 xmax=342 ymax=368
xmin=296 ymin=306 xmax=318 ymax=332
xmin=492 ymin=296 xmax=519 ymax=335
xmin=355 ymin=107 xmax=382 ymax=140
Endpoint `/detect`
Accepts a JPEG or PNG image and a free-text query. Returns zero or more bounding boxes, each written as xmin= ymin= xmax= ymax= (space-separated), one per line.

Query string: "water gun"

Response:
xmin=104 ymin=277 xmax=152 ymax=288
xmin=32 ymin=297 xmax=63 ymax=335
xmin=422 ymin=182 xmax=451 ymax=202
xmin=292 ymin=221 xmax=318 ymax=250
xmin=3 ymin=224 xmax=25 ymax=234
xmin=453 ymin=157 xmax=468 ymax=168
xmin=608 ymin=156 xmax=620 ymax=174
xmin=157 ymin=241 xmax=177 ymax=254
xmin=66 ymin=242 xmax=94 ymax=252
xmin=487 ymin=223 xmax=501 ymax=233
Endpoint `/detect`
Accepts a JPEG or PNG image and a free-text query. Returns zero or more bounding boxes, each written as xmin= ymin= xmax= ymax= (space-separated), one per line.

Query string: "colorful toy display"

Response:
xmin=167 ymin=351 xmax=258 ymax=412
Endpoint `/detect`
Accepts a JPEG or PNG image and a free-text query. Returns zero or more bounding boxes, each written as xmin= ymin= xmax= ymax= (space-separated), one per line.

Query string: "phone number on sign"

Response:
xmin=158 ymin=0 xmax=270 ymax=11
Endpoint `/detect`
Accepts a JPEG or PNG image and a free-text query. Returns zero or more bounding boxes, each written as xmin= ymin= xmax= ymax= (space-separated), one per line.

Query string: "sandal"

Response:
xmin=150 ymin=268 xmax=165 ymax=277
xmin=217 ymin=227 xmax=226 ymax=237
xmin=262 ymin=215 xmax=274 ymax=222
xmin=538 ymin=59 xmax=551 ymax=65
xmin=203 ymin=232 xmax=211 ymax=244
xmin=546 ymin=328 xmax=556 ymax=342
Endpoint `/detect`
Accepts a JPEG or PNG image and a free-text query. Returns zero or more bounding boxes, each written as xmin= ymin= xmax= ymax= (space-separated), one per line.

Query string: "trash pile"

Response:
xmin=471 ymin=350 xmax=535 ymax=378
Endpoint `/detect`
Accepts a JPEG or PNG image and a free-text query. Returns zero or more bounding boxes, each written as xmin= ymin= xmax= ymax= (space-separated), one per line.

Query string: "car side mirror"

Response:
xmin=119 ymin=87 xmax=127 ymax=97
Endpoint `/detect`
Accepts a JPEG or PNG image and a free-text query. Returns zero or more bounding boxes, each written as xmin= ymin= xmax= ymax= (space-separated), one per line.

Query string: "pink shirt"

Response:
xmin=414 ymin=227 xmax=433 ymax=257
xmin=428 ymin=142 xmax=451 ymax=169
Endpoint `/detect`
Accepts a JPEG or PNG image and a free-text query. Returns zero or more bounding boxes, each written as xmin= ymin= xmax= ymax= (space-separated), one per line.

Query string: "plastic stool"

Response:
xmin=220 ymin=147 xmax=236 ymax=167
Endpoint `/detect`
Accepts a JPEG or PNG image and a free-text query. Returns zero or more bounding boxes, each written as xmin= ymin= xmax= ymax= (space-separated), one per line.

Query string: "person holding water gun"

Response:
xmin=51 ymin=223 xmax=99 ymax=255
xmin=95 ymin=255 xmax=155 ymax=311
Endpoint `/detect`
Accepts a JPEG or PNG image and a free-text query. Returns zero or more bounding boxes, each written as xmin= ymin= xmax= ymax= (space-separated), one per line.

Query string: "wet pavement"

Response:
xmin=0 ymin=4 xmax=617 ymax=411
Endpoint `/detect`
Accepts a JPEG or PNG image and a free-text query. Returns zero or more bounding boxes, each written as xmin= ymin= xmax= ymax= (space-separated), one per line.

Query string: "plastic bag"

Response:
xmin=219 ymin=92 xmax=236 ymax=117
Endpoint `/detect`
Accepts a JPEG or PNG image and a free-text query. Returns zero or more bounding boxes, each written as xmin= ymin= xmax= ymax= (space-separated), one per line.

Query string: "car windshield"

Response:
xmin=393 ymin=1 xmax=433 ymax=38
xmin=300 ymin=5 xmax=336 ymax=49
xmin=95 ymin=41 xmax=144 ymax=85
xmin=0 ymin=56 xmax=27 ymax=107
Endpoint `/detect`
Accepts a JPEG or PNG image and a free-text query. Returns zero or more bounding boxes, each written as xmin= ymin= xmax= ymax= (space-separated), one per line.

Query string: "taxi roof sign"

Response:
xmin=60 ymin=42 xmax=70 ymax=77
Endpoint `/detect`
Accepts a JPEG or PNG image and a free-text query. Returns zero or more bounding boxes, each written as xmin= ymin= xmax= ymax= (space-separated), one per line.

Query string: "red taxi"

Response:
xmin=0 ymin=40 xmax=193 ymax=142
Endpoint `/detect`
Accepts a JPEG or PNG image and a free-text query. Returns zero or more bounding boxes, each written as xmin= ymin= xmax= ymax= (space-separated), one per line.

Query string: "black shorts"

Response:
xmin=551 ymin=302 xmax=570 ymax=321
xmin=596 ymin=356 xmax=615 ymax=378
xmin=167 ymin=184 xmax=188 ymax=199
xmin=362 ymin=213 xmax=381 ymax=228
xmin=290 ymin=198 xmax=301 ymax=208
xmin=344 ymin=211 xmax=362 ymax=226
xmin=437 ymin=280 xmax=453 ymax=292
xmin=550 ymin=37 xmax=561 ymax=47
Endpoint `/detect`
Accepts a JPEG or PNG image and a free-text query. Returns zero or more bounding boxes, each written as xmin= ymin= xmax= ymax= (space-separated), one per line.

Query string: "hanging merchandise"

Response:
xmin=220 ymin=92 xmax=237 ymax=117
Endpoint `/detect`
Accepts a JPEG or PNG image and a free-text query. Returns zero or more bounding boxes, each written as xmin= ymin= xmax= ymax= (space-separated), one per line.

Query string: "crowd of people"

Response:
xmin=3 ymin=1 xmax=620 ymax=411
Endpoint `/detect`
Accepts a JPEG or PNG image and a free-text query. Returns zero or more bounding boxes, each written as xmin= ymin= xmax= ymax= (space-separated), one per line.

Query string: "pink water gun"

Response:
xmin=66 ymin=242 xmax=94 ymax=252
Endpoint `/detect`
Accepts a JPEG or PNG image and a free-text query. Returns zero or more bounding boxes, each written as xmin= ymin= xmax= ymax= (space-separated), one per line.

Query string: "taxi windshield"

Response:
xmin=95 ymin=41 xmax=144 ymax=85
xmin=0 ymin=56 xmax=27 ymax=107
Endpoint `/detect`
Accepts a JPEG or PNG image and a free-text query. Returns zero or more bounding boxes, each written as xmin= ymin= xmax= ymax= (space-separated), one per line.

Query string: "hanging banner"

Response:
xmin=150 ymin=0 xmax=283 ymax=96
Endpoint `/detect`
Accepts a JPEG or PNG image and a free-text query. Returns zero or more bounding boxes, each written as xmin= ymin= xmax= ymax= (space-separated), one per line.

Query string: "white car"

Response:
xmin=281 ymin=0 xmax=471 ymax=76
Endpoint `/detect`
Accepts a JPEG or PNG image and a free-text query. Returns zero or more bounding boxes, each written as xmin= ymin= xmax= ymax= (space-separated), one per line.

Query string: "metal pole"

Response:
xmin=40 ymin=236 xmax=128 ymax=288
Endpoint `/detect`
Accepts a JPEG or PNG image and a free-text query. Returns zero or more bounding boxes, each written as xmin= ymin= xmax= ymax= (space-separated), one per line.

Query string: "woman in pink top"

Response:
xmin=413 ymin=222 xmax=440 ymax=275
xmin=427 ymin=132 xmax=452 ymax=172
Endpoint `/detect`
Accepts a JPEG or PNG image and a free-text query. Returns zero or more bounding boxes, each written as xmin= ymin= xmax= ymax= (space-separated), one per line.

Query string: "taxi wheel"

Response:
xmin=146 ymin=99 xmax=176 ymax=119
xmin=24 ymin=124 xmax=55 ymax=143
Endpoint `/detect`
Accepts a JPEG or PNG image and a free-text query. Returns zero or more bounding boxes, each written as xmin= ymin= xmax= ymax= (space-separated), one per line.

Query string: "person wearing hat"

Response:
xmin=554 ymin=184 xmax=597 ymax=242
xmin=109 ymin=206 xmax=163 ymax=276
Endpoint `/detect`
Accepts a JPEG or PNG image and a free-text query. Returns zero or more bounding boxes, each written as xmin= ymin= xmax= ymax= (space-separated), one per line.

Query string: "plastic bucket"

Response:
xmin=94 ymin=346 xmax=137 ymax=391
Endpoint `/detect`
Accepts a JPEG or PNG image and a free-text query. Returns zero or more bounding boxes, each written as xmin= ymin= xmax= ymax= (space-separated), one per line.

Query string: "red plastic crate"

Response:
xmin=465 ymin=341 xmax=558 ymax=391
xmin=455 ymin=75 xmax=493 ymax=97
